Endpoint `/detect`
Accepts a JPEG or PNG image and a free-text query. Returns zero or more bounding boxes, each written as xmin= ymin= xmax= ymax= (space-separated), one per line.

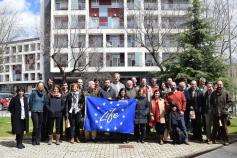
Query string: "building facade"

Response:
xmin=42 ymin=0 xmax=190 ymax=82
xmin=0 ymin=38 xmax=43 ymax=92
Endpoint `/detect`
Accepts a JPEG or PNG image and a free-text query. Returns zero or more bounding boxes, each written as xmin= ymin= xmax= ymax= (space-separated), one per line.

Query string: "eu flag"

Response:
xmin=84 ymin=96 xmax=136 ymax=134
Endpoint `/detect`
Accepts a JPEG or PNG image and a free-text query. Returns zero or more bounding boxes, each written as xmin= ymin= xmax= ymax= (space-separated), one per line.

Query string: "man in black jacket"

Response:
xmin=98 ymin=79 xmax=116 ymax=100
xmin=210 ymin=80 xmax=233 ymax=145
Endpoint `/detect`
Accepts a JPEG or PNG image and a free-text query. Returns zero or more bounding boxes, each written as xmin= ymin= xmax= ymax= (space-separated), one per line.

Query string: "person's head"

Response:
xmin=199 ymin=77 xmax=206 ymax=86
xmin=47 ymin=78 xmax=54 ymax=85
xmin=216 ymin=80 xmax=224 ymax=91
xmin=17 ymin=87 xmax=25 ymax=97
xmin=141 ymin=78 xmax=147 ymax=86
xmin=77 ymin=79 xmax=83 ymax=89
xmin=94 ymin=79 xmax=100 ymax=87
xmin=118 ymin=88 xmax=126 ymax=98
xmin=88 ymin=81 xmax=95 ymax=90
xmin=159 ymin=82 xmax=166 ymax=90
xmin=179 ymin=81 xmax=186 ymax=91
xmin=71 ymin=83 xmax=79 ymax=92
xmin=207 ymin=82 xmax=213 ymax=92
xmin=36 ymin=81 xmax=45 ymax=92
xmin=153 ymin=89 xmax=160 ymax=99
xmin=191 ymin=80 xmax=197 ymax=90
xmin=62 ymin=82 xmax=68 ymax=91
xmin=131 ymin=77 xmax=137 ymax=85
xmin=137 ymin=87 xmax=144 ymax=97
xmin=52 ymin=85 xmax=61 ymax=94
xmin=104 ymin=79 xmax=111 ymax=88
xmin=151 ymin=78 xmax=157 ymax=86
xmin=126 ymin=80 xmax=133 ymax=89
xmin=114 ymin=73 xmax=121 ymax=83
xmin=170 ymin=82 xmax=177 ymax=92
xmin=167 ymin=78 xmax=172 ymax=84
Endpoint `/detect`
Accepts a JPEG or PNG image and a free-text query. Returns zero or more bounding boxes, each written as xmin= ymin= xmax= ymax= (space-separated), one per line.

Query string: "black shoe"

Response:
xmin=136 ymin=139 xmax=140 ymax=143
xmin=32 ymin=141 xmax=36 ymax=146
xmin=17 ymin=144 xmax=24 ymax=149
xmin=36 ymin=140 xmax=40 ymax=145
xmin=140 ymin=139 xmax=145 ymax=143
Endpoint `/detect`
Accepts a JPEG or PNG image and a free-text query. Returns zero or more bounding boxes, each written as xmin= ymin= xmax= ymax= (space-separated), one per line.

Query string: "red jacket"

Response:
xmin=166 ymin=91 xmax=186 ymax=112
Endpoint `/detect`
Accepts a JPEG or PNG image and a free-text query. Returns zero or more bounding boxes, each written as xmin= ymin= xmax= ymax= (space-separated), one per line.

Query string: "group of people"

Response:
xmin=8 ymin=73 xmax=233 ymax=149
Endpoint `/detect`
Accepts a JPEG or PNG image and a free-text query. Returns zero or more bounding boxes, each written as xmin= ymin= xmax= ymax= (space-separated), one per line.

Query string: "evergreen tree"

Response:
xmin=161 ymin=0 xmax=229 ymax=84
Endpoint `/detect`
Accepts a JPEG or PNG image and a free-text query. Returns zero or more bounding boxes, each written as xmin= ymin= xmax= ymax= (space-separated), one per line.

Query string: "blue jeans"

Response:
xmin=179 ymin=114 xmax=188 ymax=141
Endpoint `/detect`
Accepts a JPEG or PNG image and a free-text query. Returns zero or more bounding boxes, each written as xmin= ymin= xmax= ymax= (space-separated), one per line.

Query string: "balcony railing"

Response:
xmin=144 ymin=3 xmax=158 ymax=10
xmin=161 ymin=3 xmax=190 ymax=10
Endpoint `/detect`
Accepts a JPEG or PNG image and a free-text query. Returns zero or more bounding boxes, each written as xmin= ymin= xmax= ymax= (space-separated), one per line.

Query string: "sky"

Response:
xmin=0 ymin=0 xmax=40 ymax=39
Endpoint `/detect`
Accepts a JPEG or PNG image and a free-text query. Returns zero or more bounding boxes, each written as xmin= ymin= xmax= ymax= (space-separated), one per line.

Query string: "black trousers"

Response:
xmin=41 ymin=108 xmax=49 ymax=141
xmin=155 ymin=123 xmax=165 ymax=136
xmin=16 ymin=119 xmax=25 ymax=145
xmin=31 ymin=112 xmax=43 ymax=142
xmin=48 ymin=116 xmax=62 ymax=135
xmin=212 ymin=115 xmax=229 ymax=142
xmin=191 ymin=113 xmax=202 ymax=140
xmin=69 ymin=112 xmax=81 ymax=139
xmin=135 ymin=124 xmax=146 ymax=140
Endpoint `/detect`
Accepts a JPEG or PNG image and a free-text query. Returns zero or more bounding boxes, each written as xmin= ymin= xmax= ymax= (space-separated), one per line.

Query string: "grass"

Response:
xmin=0 ymin=116 xmax=237 ymax=138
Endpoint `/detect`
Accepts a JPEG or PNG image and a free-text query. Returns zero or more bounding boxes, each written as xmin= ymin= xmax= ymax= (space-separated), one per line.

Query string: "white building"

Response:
xmin=0 ymin=38 xmax=43 ymax=92
xmin=41 ymin=0 xmax=190 ymax=82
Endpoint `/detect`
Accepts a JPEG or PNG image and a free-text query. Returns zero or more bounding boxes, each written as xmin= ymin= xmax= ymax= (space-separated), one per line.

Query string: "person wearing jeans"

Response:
xmin=46 ymin=85 xmax=65 ymax=145
xmin=29 ymin=82 xmax=47 ymax=145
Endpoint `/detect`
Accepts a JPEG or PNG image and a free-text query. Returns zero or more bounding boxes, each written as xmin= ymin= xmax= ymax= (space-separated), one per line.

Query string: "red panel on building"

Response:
xmin=99 ymin=0 xmax=111 ymax=5
xmin=108 ymin=8 xmax=124 ymax=17
xmin=89 ymin=8 xmax=99 ymax=17
xmin=99 ymin=17 xmax=108 ymax=26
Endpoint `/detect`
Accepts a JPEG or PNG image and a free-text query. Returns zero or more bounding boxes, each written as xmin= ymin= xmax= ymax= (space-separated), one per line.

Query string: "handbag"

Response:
xmin=65 ymin=117 xmax=70 ymax=128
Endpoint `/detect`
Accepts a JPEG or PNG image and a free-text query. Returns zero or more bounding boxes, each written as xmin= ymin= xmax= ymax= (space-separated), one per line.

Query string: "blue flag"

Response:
xmin=84 ymin=96 xmax=136 ymax=134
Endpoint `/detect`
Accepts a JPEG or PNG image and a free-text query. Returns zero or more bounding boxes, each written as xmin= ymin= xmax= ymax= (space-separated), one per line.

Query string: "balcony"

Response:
xmin=106 ymin=35 xmax=124 ymax=47
xmin=71 ymin=0 xmax=85 ymax=10
xmin=161 ymin=3 xmax=190 ymax=10
xmin=106 ymin=53 xmax=125 ymax=67
xmin=54 ymin=17 xmax=68 ymax=29
xmin=71 ymin=16 xmax=85 ymax=29
xmin=55 ymin=0 xmax=68 ymax=10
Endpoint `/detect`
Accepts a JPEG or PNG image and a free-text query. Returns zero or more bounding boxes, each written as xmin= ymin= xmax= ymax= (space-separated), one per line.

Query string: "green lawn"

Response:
xmin=0 ymin=116 xmax=237 ymax=138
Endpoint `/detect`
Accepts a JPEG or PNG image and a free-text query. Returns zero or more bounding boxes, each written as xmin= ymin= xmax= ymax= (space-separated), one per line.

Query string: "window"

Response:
xmin=127 ymin=34 xmax=141 ymax=47
xmin=24 ymin=45 xmax=29 ymax=52
xmin=89 ymin=53 xmax=103 ymax=67
xmin=17 ymin=55 xmax=22 ymax=62
xmin=30 ymin=73 xmax=35 ymax=80
xmin=37 ymin=73 xmax=42 ymax=80
xmin=54 ymin=35 xmax=68 ymax=48
xmin=25 ymin=54 xmax=35 ymax=71
xmin=54 ymin=54 xmax=68 ymax=67
xmin=145 ymin=53 xmax=157 ymax=66
xmin=37 ymin=63 xmax=40 ymax=70
xmin=12 ymin=65 xmax=22 ymax=81
xmin=71 ymin=0 xmax=85 ymax=10
xmin=127 ymin=15 xmax=137 ymax=28
xmin=18 ymin=46 xmax=22 ymax=52
xmin=5 ymin=65 xmax=9 ymax=72
xmin=162 ymin=52 xmax=172 ymax=61
xmin=106 ymin=35 xmax=124 ymax=47
xmin=55 ymin=0 xmax=68 ymax=10
xmin=106 ymin=53 xmax=125 ymax=67
xmin=89 ymin=17 xmax=99 ymax=29
xmin=12 ymin=46 xmax=16 ymax=53
xmin=31 ymin=44 xmax=36 ymax=51
xmin=55 ymin=16 xmax=68 ymax=29
xmin=5 ymin=47 xmax=10 ymax=54
xmin=144 ymin=0 xmax=158 ymax=10
xmin=89 ymin=34 xmax=103 ymax=47
xmin=5 ymin=75 xmax=9 ymax=81
xmin=24 ymin=74 xmax=29 ymax=81
xmin=128 ymin=52 xmax=143 ymax=67
xmin=12 ymin=55 xmax=16 ymax=63
xmin=37 ymin=53 xmax=40 ymax=60
xmin=4 ymin=56 xmax=9 ymax=63
xmin=91 ymin=0 xmax=99 ymax=7
xmin=37 ymin=43 xmax=40 ymax=50
xmin=71 ymin=34 xmax=86 ymax=48
xmin=71 ymin=16 xmax=85 ymax=29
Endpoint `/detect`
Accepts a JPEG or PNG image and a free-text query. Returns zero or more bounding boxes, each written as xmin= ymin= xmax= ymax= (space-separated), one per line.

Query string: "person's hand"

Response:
xmin=150 ymin=116 xmax=154 ymax=121
xmin=190 ymin=106 xmax=194 ymax=110
xmin=172 ymin=106 xmax=177 ymax=111
xmin=180 ymin=111 xmax=184 ymax=115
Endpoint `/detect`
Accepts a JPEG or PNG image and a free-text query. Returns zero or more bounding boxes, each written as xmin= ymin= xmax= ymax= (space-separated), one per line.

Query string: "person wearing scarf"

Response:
xmin=149 ymin=90 xmax=167 ymax=145
xmin=9 ymin=87 xmax=29 ymax=149
xmin=66 ymin=83 xmax=84 ymax=144
xmin=45 ymin=85 xmax=64 ymax=145
xmin=29 ymin=81 xmax=46 ymax=145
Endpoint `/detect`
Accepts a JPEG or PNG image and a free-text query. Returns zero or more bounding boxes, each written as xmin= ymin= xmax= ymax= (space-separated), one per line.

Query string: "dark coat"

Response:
xmin=45 ymin=95 xmax=65 ymax=118
xmin=210 ymin=89 xmax=233 ymax=116
xmin=186 ymin=88 xmax=204 ymax=114
xmin=8 ymin=95 xmax=29 ymax=134
xmin=135 ymin=96 xmax=150 ymax=124
xmin=98 ymin=86 xmax=116 ymax=99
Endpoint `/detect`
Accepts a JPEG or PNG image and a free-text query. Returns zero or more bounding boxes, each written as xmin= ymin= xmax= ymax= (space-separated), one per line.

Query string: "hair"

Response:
xmin=16 ymin=87 xmax=25 ymax=93
xmin=152 ymin=89 xmax=160 ymax=99
xmin=136 ymin=87 xmax=144 ymax=97
xmin=71 ymin=83 xmax=79 ymax=89
xmin=199 ymin=77 xmax=206 ymax=82
xmin=94 ymin=78 xmax=99 ymax=82
xmin=117 ymin=88 xmax=127 ymax=99
xmin=52 ymin=84 xmax=62 ymax=94
xmin=114 ymin=72 xmax=120 ymax=77
xmin=36 ymin=81 xmax=45 ymax=87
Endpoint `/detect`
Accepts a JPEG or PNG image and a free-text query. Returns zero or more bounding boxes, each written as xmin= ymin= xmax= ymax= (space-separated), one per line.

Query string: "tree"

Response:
xmin=46 ymin=17 xmax=103 ymax=83
xmin=162 ymin=0 xmax=229 ymax=84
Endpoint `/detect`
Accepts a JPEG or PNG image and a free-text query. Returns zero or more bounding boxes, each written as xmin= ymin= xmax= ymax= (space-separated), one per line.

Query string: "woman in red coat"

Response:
xmin=149 ymin=89 xmax=167 ymax=145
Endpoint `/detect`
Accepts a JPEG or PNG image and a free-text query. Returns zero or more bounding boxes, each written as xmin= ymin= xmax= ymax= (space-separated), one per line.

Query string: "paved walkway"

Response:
xmin=0 ymin=139 xmax=223 ymax=158
xmin=197 ymin=142 xmax=237 ymax=158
